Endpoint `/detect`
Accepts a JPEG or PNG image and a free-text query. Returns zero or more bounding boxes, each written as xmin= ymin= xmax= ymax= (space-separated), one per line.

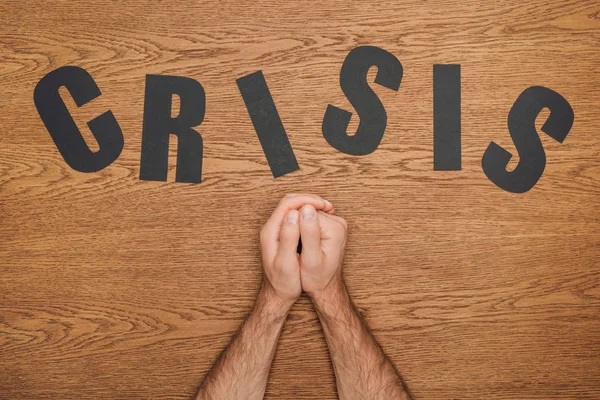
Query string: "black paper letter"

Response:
xmin=482 ymin=86 xmax=574 ymax=193
xmin=322 ymin=46 xmax=403 ymax=155
xmin=433 ymin=64 xmax=461 ymax=170
xmin=237 ymin=71 xmax=299 ymax=178
xmin=34 ymin=66 xmax=123 ymax=172
xmin=140 ymin=75 xmax=205 ymax=183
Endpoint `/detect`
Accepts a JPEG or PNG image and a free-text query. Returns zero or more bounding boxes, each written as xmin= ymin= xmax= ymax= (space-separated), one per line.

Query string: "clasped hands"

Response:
xmin=259 ymin=194 xmax=348 ymax=316
xmin=197 ymin=193 xmax=412 ymax=400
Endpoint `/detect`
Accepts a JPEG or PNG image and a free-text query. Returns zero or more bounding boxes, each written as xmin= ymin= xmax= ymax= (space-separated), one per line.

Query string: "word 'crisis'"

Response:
xmin=34 ymin=46 xmax=574 ymax=193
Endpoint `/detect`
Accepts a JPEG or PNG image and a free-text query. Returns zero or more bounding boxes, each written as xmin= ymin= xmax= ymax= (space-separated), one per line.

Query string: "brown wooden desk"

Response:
xmin=1 ymin=1 xmax=599 ymax=398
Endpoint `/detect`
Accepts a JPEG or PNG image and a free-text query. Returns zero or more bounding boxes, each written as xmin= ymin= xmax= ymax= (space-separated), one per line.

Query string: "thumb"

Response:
xmin=274 ymin=210 xmax=300 ymax=266
xmin=299 ymin=205 xmax=322 ymax=267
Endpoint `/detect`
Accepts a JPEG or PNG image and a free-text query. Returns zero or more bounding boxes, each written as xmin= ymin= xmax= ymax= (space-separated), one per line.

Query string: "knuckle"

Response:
xmin=335 ymin=217 xmax=348 ymax=229
xmin=279 ymin=227 xmax=292 ymax=239
xmin=259 ymin=228 xmax=268 ymax=242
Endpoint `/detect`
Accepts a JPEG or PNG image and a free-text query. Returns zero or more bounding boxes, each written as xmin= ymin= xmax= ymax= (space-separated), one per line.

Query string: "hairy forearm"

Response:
xmin=313 ymin=282 xmax=411 ymax=400
xmin=196 ymin=286 xmax=290 ymax=400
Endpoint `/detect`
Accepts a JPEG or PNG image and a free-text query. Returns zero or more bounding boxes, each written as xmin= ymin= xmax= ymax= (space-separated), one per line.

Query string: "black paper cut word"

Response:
xmin=323 ymin=46 xmax=403 ymax=156
xmin=140 ymin=74 xmax=205 ymax=183
xmin=482 ymin=86 xmax=574 ymax=193
xmin=433 ymin=64 xmax=461 ymax=171
xmin=237 ymin=71 xmax=299 ymax=178
xmin=34 ymin=65 xmax=123 ymax=172
xmin=34 ymin=46 xmax=575 ymax=193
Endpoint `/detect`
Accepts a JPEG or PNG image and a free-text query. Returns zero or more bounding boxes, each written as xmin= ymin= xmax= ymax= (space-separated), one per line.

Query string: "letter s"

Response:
xmin=482 ymin=86 xmax=573 ymax=193
xmin=322 ymin=46 xmax=403 ymax=156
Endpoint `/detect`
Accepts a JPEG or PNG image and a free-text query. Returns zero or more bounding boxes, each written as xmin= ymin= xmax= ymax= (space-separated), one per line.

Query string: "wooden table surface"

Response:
xmin=1 ymin=1 xmax=599 ymax=399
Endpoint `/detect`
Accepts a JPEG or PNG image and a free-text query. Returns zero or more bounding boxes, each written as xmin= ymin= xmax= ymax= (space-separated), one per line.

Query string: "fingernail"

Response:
xmin=302 ymin=206 xmax=315 ymax=220
xmin=287 ymin=211 xmax=298 ymax=224
xmin=324 ymin=199 xmax=332 ymax=208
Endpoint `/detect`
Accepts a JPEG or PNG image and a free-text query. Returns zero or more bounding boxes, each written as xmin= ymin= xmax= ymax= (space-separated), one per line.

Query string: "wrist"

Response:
xmin=310 ymin=279 xmax=350 ymax=319
xmin=255 ymin=283 xmax=294 ymax=322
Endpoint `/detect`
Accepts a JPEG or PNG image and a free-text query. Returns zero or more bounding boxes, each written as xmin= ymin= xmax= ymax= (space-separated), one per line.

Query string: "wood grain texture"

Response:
xmin=0 ymin=0 xmax=599 ymax=398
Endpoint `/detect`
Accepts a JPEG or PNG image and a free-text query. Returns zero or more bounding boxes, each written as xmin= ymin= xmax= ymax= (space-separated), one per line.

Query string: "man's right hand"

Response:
xmin=298 ymin=204 xmax=348 ymax=302
xmin=297 ymin=205 xmax=412 ymax=400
